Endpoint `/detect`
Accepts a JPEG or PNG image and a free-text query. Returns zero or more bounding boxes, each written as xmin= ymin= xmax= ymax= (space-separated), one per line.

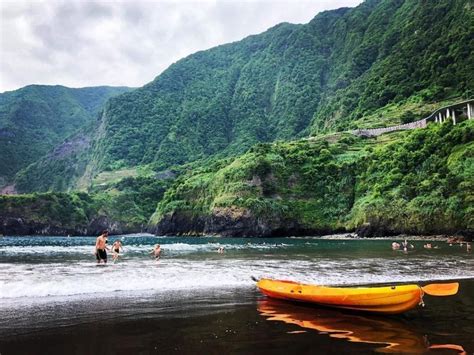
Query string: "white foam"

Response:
xmin=1 ymin=255 xmax=473 ymax=301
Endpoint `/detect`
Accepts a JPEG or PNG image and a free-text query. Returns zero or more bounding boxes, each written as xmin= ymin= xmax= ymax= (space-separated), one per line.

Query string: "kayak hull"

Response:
xmin=256 ymin=279 xmax=423 ymax=314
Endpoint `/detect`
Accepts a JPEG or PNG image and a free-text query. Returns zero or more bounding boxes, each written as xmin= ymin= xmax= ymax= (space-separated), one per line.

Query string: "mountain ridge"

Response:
xmin=78 ymin=0 xmax=473 ymax=184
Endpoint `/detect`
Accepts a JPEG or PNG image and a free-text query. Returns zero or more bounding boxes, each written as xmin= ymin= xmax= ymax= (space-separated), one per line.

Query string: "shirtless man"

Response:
xmin=150 ymin=244 xmax=161 ymax=260
xmin=111 ymin=239 xmax=123 ymax=262
xmin=95 ymin=230 xmax=110 ymax=264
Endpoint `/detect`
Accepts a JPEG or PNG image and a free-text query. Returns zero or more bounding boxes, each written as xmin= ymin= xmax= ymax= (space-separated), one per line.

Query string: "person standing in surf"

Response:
xmin=150 ymin=244 xmax=161 ymax=260
xmin=95 ymin=230 xmax=110 ymax=264
xmin=111 ymin=239 xmax=123 ymax=262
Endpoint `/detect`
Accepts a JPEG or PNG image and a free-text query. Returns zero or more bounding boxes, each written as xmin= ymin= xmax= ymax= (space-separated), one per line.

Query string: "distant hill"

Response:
xmin=0 ymin=85 xmax=132 ymax=188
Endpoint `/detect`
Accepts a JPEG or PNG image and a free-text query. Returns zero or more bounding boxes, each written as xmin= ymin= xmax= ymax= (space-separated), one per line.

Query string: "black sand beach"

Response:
xmin=1 ymin=236 xmax=473 ymax=354
xmin=1 ymin=280 xmax=474 ymax=355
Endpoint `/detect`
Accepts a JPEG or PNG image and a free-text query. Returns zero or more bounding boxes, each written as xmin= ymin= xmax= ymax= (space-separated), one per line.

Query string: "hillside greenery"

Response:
xmin=0 ymin=192 xmax=97 ymax=231
xmin=0 ymin=85 xmax=131 ymax=187
xmin=14 ymin=126 xmax=95 ymax=193
xmin=3 ymin=120 xmax=472 ymax=236
xmin=0 ymin=175 xmax=170 ymax=233
xmin=151 ymin=120 xmax=473 ymax=235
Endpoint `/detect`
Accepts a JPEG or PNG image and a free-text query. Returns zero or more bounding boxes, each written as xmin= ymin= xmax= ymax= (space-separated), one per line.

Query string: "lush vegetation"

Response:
xmin=3 ymin=120 xmax=472 ymax=236
xmin=0 ymin=175 xmax=170 ymax=234
xmin=1 ymin=0 xmax=473 ymax=237
xmin=14 ymin=129 xmax=94 ymax=193
xmin=151 ymin=120 xmax=473 ymax=236
xmin=0 ymin=192 xmax=97 ymax=232
xmin=350 ymin=120 xmax=473 ymax=235
xmin=9 ymin=0 xmax=473 ymax=194
xmin=0 ymin=85 xmax=131 ymax=187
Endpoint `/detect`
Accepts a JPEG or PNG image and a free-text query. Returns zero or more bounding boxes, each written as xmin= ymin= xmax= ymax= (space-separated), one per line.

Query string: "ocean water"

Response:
xmin=0 ymin=234 xmax=473 ymax=354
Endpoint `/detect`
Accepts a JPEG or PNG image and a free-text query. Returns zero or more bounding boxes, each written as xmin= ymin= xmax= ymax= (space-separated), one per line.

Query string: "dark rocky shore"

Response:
xmin=0 ymin=216 xmax=140 ymax=236
xmin=150 ymin=211 xmax=344 ymax=237
xmin=1 ymin=211 xmax=472 ymax=240
xmin=150 ymin=211 xmax=473 ymax=240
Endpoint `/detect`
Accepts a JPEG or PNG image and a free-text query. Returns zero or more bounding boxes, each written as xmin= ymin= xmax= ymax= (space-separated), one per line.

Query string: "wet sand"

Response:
xmin=1 ymin=280 xmax=473 ymax=355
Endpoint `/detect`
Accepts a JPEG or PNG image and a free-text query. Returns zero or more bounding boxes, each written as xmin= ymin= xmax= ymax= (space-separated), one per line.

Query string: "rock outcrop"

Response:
xmin=149 ymin=207 xmax=343 ymax=237
xmin=0 ymin=215 xmax=138 ymax=236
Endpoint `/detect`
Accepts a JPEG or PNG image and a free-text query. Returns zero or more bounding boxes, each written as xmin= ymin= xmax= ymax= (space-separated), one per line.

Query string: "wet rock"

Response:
xmin=0 ymin=215 xmax=136 ymax=236
xmin=355 ymin=223 xmax=396 ymax=238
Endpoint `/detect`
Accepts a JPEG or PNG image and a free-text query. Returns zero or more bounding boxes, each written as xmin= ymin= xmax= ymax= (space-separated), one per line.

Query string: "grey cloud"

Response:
xmin=28 ymin=1 xmax=114 ymax=55
xmin=121 ymin=3 xmax=147 ymax=25
xmin=0 ymin=0 xmax=363 ymax=92
xmin=82 ymin=2 xmax=114 ymax=19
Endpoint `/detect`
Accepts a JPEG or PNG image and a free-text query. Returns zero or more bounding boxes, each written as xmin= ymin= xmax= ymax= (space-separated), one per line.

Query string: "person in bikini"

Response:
xmin=111 ymin=239 xmax=123 ymax=262
xmin=95 ymin=230 xmax=110 ymax=264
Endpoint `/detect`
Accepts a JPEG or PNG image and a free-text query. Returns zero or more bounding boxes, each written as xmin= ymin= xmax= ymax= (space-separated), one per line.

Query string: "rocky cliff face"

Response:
xmin=0 ymin=216 xmax=139 ymax=236
xmin=150 ymin=207 xmax=343 ymax=237
xmin=151 ymin=210 xmax=473 ymax=239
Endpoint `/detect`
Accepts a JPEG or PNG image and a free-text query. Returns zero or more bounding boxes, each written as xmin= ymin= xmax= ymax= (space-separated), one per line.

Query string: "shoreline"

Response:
xmin=3 ymin=276 xmax=474 ymax=306
xmin=1 ymin=280 xmax=474 ymax=355
xmin=0 ymin=232 xmax=468 ymax=242
xmin=316 ymin=233 xmax=460 ymax=241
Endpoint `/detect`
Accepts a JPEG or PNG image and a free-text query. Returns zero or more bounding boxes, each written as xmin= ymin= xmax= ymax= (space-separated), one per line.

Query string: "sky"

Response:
xmin=0 ymin=0 xmax=363 ymax=93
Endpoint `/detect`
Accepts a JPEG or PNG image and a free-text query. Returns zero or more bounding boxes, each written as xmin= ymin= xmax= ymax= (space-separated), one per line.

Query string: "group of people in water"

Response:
xmin=391 ymin=239 xmax=414 ymax=252
xmin=94 ymin=230 xmax=162 ymax=264
xmin=94 ymin=230 xmax=226 ymax=264
xmin=391 ymin=238 xmax=472 ymax=253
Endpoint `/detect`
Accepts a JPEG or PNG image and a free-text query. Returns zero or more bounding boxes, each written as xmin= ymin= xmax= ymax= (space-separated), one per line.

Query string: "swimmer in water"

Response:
xmin=150 ymin=244 xmax=161 ymax=260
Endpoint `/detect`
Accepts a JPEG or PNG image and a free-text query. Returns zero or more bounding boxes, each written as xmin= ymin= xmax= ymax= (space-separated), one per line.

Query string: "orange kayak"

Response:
xmin=256 ymin=278 xmax=425 ymax=314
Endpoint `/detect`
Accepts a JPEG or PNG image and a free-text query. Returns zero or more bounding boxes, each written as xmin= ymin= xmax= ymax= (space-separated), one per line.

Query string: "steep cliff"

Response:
xmin=150 ymin=120 xmax=473 ymax=237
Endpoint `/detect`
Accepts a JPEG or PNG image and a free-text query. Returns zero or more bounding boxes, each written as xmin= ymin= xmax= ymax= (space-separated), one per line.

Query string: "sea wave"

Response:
xmin=1 ymin=255 xmax=473 ymax=300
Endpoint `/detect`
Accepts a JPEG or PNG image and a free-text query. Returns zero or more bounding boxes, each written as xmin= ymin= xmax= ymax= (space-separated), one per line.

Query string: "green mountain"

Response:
xmin=2 ymin=0 xmax=473 ymax=237
xmin=15 ymin=0 xmax=473 ymax=193
xmin=0 ymin=176 xmax=170 ymax=236
xmin=89 ymin=0 xmax=472 ymax=175
xmin=0 ymin=85 xmax=132 ymax=189
xmin=14 ymin=125 xmax=95 ymax=193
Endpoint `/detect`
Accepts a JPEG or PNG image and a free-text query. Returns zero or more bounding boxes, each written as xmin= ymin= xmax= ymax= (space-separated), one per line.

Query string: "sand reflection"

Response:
xmin=258 ymin=300 xmax=465 ymax=354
